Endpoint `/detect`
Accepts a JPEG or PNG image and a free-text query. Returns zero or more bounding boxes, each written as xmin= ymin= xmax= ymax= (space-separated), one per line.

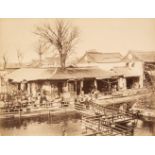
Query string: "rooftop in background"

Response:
xmin=0 ymin=63 xmax=21 ymax=71
xmin=122 ymin=51 xmax=155 ymax=63
xmin=27 ymin=56 xmax=76 ymax=68
xmin=78 ymin=50 xmax=123 ymax=64
xmin=27 ymin=56 xmax=60 ymax=68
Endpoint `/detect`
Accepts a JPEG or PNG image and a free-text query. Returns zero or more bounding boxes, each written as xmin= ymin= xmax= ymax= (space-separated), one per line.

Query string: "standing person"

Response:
xmin=35 ymin=93 xmax=41 ymax=107
xmin=51 ymin=84 xmax=54 ymax=100
xmin=112 ymin=84 xmax=117 ymax=94
xmin=84 ymin=94 xmax=91 ymax=110
xmin=54 ymin=85 xmax=59 ymax=98
xmin=79 ymin=90 xmax=85 ymax=102
xmin=91 ymin=86 xmax=99 ymax=99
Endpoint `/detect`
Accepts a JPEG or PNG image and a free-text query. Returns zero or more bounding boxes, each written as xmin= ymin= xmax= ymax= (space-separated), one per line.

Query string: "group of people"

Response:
xmin=76 ymin=87 xmax=100 ymax=109
xmin=0 ymin=83 xmax=121 ymax=112
xmin=0 ymin=91 xmax=52 ymax=112
xmin=0 ymin=85 xmax=75 ymax=112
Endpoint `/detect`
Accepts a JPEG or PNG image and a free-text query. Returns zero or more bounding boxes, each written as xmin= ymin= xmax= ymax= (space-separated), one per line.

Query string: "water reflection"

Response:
xmin=135 ymin=120 xmax=155 ymax=136
xmin=0 ymin=114 xmax=155 ymax=136
xmin=0 ymin=113 xmax=82 ymax=136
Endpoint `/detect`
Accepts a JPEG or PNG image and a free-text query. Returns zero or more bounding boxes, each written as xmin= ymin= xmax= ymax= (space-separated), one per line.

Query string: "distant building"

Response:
xmin=78 ymin=50 xmax=122 ymax=63
xmin=2 ymin=50 xmax=147 ymax=95
xmin=123 ymin=51 xmax=155 ymax=70
xmin=41 ymin=57 xmax=60 ymax=68
xmin=77 ymin=50 xmax=124 ymax=70
xmin=121 ymin=51 xmax=155 ymax=88
xmin=0 ymin=63 xmax=20 ymax=93
xmin=28 ymin=56 xmax=60 ymax=68
xmin=77 ymin=50 xmax=144 ymax=89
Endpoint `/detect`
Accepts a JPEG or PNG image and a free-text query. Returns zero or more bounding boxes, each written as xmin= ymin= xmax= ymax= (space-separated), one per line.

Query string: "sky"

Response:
xmin=1 ymin=18 xmax=155 ymax=63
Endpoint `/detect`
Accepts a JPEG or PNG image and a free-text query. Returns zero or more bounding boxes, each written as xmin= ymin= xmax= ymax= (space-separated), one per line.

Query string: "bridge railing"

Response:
xmin=82 ymin=114 xmax=135 ymax=136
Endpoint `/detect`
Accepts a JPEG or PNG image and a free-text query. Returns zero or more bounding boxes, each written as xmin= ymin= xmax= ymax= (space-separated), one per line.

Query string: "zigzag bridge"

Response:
xmin=76 ymin=101 xmax=139 ymax=136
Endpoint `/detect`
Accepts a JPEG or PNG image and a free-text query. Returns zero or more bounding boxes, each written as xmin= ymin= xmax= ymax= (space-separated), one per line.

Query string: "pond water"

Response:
xmin=0 ymin=114 xmax=155 ymax=136
xmin=0 ymin=113 xmax=82 ymax=136
xmin=135 ymin=120 xmax=155 ymax=136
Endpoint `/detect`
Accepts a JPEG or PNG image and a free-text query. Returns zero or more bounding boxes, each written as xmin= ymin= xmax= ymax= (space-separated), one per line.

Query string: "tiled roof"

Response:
xmin=5 ymin=67 xmax=122 ymax=82
xmin=122 ymin=51 xmax=155 ymax=62
xmin=78 ymin=50 xmax=122 ymax=63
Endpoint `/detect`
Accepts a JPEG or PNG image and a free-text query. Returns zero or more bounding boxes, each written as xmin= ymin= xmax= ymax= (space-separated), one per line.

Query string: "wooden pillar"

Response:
xmin=47 ymin=81 xmax=52 ymax=95
xmin=31 ymin=82 xmax=37 ymax=97
xmin=0 ymin=77 xmax=2 ymax=93
xmin=108 ymin=79 xmax=111 ymax=92
xmin=139 ymin=76 xmax=143 ymax=88
xmin=124 ymin=78 xmax=127 ymax=90
xmin=94 ymin=79 xmax=97 ymax=89
xmin=74 ymin=80 xmax=77 ymax=96
xmin=66 ymin=80 xmax=69 ymax=91
xmin=80 ymin=80 xmax=83 ymax=94
xmin=27 ymin=83 xmax=31 ymax=95
xmin=20 ymin=82 xmax=25 ymax=91
xmin=118 ymin=77 xmax=127 ymax=91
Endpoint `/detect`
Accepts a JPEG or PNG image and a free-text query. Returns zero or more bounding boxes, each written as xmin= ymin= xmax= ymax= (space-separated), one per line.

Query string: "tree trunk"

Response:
xmin=18 ymin=59 xmax=22 ymax=67
xmin=39 ymin=54 xmax=42 ymax=65
xmin=3 ymin=62 xmax=6 ymax=70
xmin=60 ymin=53 xmax=66 ymax=69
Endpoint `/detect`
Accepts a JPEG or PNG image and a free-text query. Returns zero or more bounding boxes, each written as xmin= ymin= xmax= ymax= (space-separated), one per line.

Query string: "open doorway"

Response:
xmin=57 ymin=81 xmax=63 ymax=95
xmin=97 ymin=80 xmax=109 ymax=93
xmin=126 ymin=77 xmax=140 ymax=89
xmin=97 ymin=79 xmax=118 ymax=94
xmin=83 ymin=79 xmax=95 ymax=94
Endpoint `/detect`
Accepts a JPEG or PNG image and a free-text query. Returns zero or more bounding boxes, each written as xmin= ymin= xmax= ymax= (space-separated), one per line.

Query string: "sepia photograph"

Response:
xmin=0 ymin=18 xmax=155 ymax=136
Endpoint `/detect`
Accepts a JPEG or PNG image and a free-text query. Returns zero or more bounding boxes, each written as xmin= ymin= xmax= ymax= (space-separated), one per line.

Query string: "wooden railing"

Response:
xmin=82 ymin=113 xmax=136 ymax=136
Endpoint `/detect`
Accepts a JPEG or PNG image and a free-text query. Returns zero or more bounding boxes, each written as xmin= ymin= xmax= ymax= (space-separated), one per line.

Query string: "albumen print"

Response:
xmin=0 ymin=19 xmax=155 ymax=136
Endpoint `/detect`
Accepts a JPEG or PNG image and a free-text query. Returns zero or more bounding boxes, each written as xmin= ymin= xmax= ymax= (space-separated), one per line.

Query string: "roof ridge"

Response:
xmin=87 ymin=51 xmax=121 ymax=55
xmin=131 ymin=51 xmax=155 ymax=53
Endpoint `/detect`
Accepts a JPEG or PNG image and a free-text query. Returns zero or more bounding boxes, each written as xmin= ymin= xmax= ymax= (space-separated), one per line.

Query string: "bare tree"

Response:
xmin=16 ymin=49 xmax=24 ymax=66
xmin=35 ymin=40 xmax=48 ymax=65
xmin=2 ymin=54 xmax=7 ymax=70
xmin=34 ymin=20 xmax=79 ymax=69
